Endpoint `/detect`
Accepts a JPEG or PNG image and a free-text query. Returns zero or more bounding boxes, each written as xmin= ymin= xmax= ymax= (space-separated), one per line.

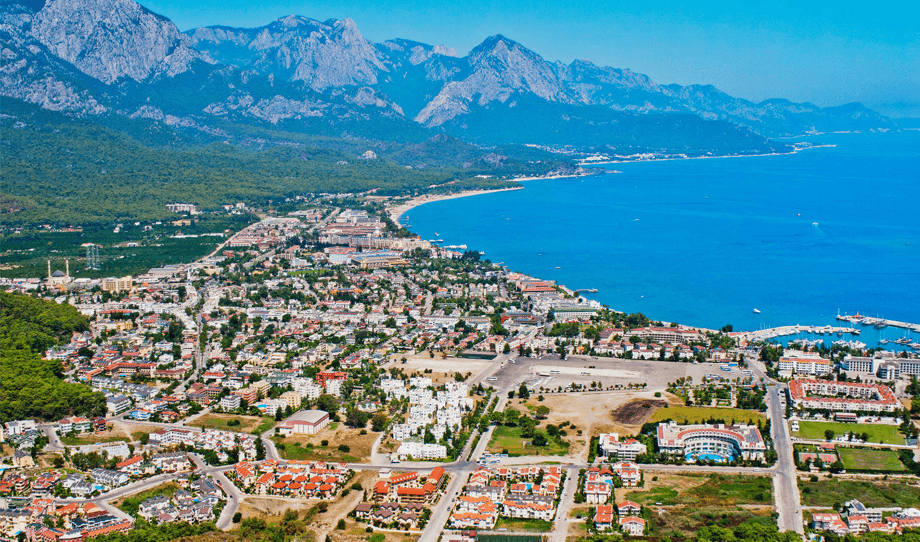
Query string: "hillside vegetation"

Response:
xmin=0 ymin=291 xmax=105 ymax=422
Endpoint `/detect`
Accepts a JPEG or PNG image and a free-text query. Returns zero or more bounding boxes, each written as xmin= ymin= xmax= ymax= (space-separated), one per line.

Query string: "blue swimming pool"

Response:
xmin=687 ymin=452 xmax=732 ymax=463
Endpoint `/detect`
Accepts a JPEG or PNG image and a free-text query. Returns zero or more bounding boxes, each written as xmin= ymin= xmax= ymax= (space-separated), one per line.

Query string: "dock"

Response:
xmin=837 ymin=313 xmax=920 ymax=333
xmin=739 ymin=325 xmax=863 ymax=342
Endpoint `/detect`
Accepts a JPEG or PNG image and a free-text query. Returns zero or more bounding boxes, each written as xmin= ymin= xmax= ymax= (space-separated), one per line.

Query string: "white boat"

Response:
xmin=753 ymin=308 xmax=761 ymax=314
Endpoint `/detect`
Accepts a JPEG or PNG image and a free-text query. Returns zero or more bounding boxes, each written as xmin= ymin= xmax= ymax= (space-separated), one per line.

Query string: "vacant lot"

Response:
xmin=493 ymin=517 xmax=554 ymax=532
xmin=799 ymin=478 xmax=920 ymax=507
xmin=838 ymin=447 xmax=906 ymax=472
xmin=624 ymin=474 xmax=772 ymax=508
xmin=487 ymin=425 xmax=569 ymax=457
xmin=793 ymin=421 xmax=904 ymax=445
xmin=188 ymin=413 xmax=275 ymax=435
xmin=521 ymin=390 xmax=674 ymax=459
xmin=611 ymin=399 xmax=669 ymax=426
xmin=649 ymin=405 xmax=766 ymax=426
xmin=273 ymin=424 xmax=380 ymax=463
xmin=621 ymin=473 xmax=774 ymax=538
xmin=60 ymin=431 xmax=128 ymax=446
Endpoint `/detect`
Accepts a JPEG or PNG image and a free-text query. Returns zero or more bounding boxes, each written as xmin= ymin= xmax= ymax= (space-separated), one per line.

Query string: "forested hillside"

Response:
xmin=0 ymin=291 xmax=106 ymax=422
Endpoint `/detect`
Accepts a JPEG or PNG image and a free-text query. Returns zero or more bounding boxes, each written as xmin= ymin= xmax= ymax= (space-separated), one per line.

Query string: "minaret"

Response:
xmin=47 ymin=260 xmax=51 ymax=280
xmin=65 ymin=259 xmax=70 ymax=278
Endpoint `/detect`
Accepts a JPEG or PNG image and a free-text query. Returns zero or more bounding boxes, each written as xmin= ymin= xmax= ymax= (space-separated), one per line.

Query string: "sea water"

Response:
xmin=408 ymin=130 xmax=920 ymax=347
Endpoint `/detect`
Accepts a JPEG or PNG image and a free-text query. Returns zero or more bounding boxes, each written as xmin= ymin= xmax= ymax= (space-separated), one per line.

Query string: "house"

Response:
xmin=619 ymin=516 xmax=646 ymax=536
xmin=617 ymin=500 xmax=641 ymax=516
xmin=594 ymin=504 xmax=615 ymax=531
xmin=598 ymin=433 xmax=647 ymax=461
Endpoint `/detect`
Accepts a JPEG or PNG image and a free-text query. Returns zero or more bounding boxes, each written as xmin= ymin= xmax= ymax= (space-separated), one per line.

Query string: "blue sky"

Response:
xmin=145 ymin=0 xmax=920 ymax=117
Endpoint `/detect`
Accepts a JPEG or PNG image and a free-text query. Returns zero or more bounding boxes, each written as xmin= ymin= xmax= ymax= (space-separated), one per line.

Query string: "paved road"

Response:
xmin=767 ymin=383 xmax=804 ymax=534
xmin=419 ymin=470 xmax=469 ymax=542
xmin=745 ymin=357 xmax=803 ymax=534
xmin=549 ymin=467 xmax=581 ymax=542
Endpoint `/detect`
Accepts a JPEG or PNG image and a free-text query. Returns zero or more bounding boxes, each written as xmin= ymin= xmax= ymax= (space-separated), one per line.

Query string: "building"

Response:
xmin=219 ymin=395 xmax=241 ymax=411
xmin=598 ymin=433 xmax=647 ymax=461
xmin=277 ymin=410 xmax=330 ymax=436
xmin=101 ymin=276 xmax=134 ymax=293
xmin=619 ymin=516 xmax=646 ymax=536
xmin=788 ymin=380 xmax=899 ymax=413
xmin=656 ymin=421 xmax=766 ymax=462
xmin=396 ymin=440 xmax=447 ymax=460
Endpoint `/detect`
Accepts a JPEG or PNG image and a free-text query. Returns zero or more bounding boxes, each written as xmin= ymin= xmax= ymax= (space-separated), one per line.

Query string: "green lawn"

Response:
xmin=271 ymin=437 xmax=359 ymax=463
xmin=486 ymin=425 xmax=570 ymax=457
xmin=650 ymin=405 xmax=766 ymax=426
xmin=799 ymin=479 xmax=920 ymax=508
xmin=493 ymin=517 xmax=554 ymax=532
xmin=838 ymin=447 xmax=906 ymax=472
xmin=625 ymin=485 xmax=680 ymax=506
xmin=792 ymin=421 xmax=904 ymax=445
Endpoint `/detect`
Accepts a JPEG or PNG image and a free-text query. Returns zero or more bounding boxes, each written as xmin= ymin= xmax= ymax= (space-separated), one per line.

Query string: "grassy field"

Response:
xmin=188 ymin=414 xmax=274 ymax=435
xmin=649 ymin=405 xmax=766 ymax=426
xmin=487 ymin=425 xmax=570 ymax=457
xmin=621 ymin=473 xmax=775 ymax=538
xmin=272 ymin=425 xmax=379 ymax=463
xmin=625 ymin=485 xmax=680 ymax=506
xmin=60 ymin=433 xmax=127 ymax=446
xmin=838 ymin=447 xmax=906 ymax=472
xmin=799 ymin=479 xmax=920 ymax=507
xmin=493 ymin=517 xmax=554 ymax=532
xmin=792 ymin=421 xmax=904 ymax=445
xmin=115 ymin=482 xmax=180 ymax=516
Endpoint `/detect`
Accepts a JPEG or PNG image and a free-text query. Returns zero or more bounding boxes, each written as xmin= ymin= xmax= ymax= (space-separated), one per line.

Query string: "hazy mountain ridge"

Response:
xmin=0 ymin=0 xmax=896 ymax=159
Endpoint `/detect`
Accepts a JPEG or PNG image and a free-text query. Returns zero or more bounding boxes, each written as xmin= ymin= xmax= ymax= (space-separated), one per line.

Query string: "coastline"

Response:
xmin=387 ymin=186 xmax=524 ymax=223
xmin=387 ymin=134 xmax=918 ymax=345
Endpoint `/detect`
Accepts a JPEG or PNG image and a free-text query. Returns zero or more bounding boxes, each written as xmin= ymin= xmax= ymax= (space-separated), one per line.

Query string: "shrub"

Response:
xmin=232 ymin=512 xmax=242 ymax=523
xmin=337 ymin=519 xmax=346 ymax=530
xmin=339 ymin=444 xmax=351 ymax=453
xmin=321 ymin=439 xmax=329 ymax=446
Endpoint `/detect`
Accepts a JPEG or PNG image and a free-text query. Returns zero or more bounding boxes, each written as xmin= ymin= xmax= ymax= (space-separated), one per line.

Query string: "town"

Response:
xmin=2 ymin=199 xmax=920 ymax=542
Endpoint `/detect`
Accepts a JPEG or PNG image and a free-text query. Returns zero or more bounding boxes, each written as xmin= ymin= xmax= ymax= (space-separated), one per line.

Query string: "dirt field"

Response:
xmin=523 ymin=391 xmax=681 ymax=459
xmin=611 ymin=399 xmax=671 ymax=426
xmin=273 ymin=424 xmax=381 ymax=462
xmin=188 ymin=413 xmax=270 ymax=434
xmin=385 ymin=354 xmax=490 ymax=379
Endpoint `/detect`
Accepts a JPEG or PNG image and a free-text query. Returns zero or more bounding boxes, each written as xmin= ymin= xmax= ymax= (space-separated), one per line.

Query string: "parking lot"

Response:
xmin=482 ymin=354 xmax=748 ymax=393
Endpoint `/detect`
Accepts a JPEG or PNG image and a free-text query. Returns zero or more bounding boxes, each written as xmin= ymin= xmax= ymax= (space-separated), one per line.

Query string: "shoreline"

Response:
xmin=577 ymin=144 xmax=835 ymax=166
xmin=387 ymin=186 xmax=524 ymax=223
xmin=384 ymin=143 xmax=916 ymax=345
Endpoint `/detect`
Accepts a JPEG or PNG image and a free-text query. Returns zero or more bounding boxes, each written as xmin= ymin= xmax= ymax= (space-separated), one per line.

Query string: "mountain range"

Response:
xmin=0 ymin=0 xmax=899 ymax=164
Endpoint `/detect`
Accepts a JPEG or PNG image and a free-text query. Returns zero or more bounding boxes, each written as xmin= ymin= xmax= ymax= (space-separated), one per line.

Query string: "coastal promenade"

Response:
xmin=739 ymin=325 xmax=862 ymax=342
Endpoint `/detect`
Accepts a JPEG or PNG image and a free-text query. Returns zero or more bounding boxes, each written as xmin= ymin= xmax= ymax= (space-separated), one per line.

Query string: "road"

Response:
xmin=419 ymin=470 xmax=469 ymax=542
xmin=548 ymin=467 xmax=581 ymax=542
xmin=767 ymin=383 xmax=804 ymax=534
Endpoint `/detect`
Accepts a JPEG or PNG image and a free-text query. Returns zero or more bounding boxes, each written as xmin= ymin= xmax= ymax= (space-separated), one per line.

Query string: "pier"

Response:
xmin=836 ymin=313 xmax=920 ymax=333
xmin=739 ymin=325 xmax=863 ymax=343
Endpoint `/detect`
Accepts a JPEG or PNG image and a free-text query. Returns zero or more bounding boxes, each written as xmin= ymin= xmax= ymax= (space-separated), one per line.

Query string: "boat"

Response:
xmin=812 ymin=222 xmax=819 ymax=226
xmin=752 ymin=308 xmax=761 ymax=314
xmin=555 ymin=266 xmax=561 ymax=269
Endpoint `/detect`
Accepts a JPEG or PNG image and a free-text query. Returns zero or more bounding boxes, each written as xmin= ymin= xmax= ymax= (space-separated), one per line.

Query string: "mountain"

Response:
xmin=0 ymin=0 xmax=898 ymax=163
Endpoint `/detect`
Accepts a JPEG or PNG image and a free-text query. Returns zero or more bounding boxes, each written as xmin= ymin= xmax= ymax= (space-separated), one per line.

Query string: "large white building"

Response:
xmin=656 ymin=422 xmax=766 ymax=462
xmin=598 ymin=433 xmax=647 ymax=461
xmin=788 ymin=380 xmax=899 ymax=413
xmin=396 ymin=439 xmax=447 ymax=460
xmin=277 ymin=410 xmax=330 ymax=436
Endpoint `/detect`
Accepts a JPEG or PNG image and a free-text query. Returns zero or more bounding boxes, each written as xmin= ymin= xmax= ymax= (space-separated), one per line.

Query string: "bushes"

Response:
xmin=338 ymin=444 xmax=351 ymax=453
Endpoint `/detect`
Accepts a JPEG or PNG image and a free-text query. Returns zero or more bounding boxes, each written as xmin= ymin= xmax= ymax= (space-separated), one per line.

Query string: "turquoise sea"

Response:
xmin=407 ymin=131 xmax=920 ymax=348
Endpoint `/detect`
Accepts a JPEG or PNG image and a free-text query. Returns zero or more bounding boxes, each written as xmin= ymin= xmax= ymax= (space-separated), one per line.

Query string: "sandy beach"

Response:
xmin=387 ymin=186 xmax=523 ymax=222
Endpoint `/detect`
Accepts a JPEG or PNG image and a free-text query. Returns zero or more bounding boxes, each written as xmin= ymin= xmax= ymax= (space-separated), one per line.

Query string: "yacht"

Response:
xmin=752 ymin=308 xmax=761 ymax=314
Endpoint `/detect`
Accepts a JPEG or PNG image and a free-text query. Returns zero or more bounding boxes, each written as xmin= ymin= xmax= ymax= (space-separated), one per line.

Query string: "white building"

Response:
xmin=277 ymin=410 xmax=330 ymax=436
xmin=397 ymin=440 xmax=447 ymax=460
xmin=598 ymin=433 xmax=647 ymax=461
